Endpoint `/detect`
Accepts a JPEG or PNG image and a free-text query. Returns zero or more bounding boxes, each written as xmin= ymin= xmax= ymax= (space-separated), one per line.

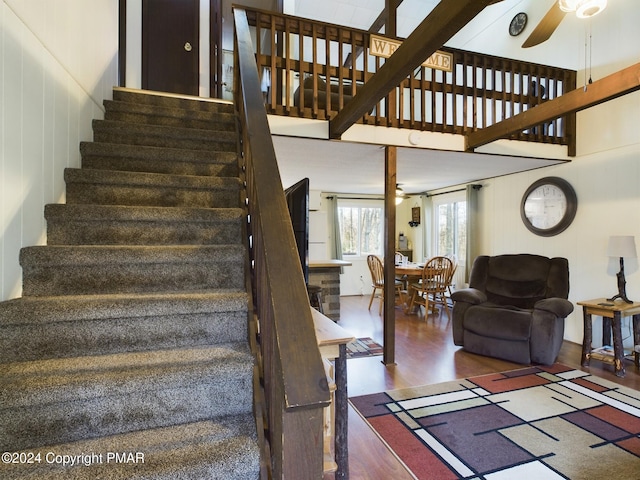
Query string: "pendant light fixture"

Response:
xmin=395 ymin=185 xmax=404 ymax=205
xmin=558 ymin=0 xmax=607 ymax=19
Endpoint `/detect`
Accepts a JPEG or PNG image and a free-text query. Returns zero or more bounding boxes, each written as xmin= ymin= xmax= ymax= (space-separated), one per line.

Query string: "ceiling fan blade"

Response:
xmin=522 ymin=2 xmax=567 ymax=48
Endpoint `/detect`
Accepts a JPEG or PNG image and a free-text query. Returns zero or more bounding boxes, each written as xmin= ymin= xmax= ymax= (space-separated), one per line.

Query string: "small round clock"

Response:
xmin=509 ymin=12 xmax=528 ymax=37
xmin=520 ymin=177 xmax=577 ymax=237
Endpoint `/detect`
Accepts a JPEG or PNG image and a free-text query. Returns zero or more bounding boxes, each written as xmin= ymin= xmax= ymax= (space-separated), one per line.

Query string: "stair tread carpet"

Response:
xmin=2 ymin=343 xmax=253 ymax=407
xmin=64 ymin=167 xmax=240 ymax=189
xmin=20 ymin=245 xmax=245 ymax=296
xmin=104 ymin=99 xmax=236 ymax=130
xmin=20 ymin=244 xmax=244 ymax=266
xmin=0 ymin=290 xmax=249 ymax=362
xmin=79 ymin=141 xmax=239 ymax=177
xmin=45 ymin=205 xmax=243 ymax=246
xmin=92 ymin=120 xmax=236 ymax=151
xmin=1 ymin=345 xmax=254 ymax=451
xmin=93 ymin=119 xmax=237 ymax=142
xmin=0 ymin=290 xmax=248 ymax=326
xmin=44 ymin=203 xmax=244 ymax=223
xmin=113 ymin=87 xmax=235 ymax=114
xmin=0 ymin=416 xmax=259 ymax=480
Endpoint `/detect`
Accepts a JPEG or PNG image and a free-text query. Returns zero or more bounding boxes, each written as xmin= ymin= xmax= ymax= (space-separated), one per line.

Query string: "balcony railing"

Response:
xmin=246 ymin=7 xmax=577 ymax=149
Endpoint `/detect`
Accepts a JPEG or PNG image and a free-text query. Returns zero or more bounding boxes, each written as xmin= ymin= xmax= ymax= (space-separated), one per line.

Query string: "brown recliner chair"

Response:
xmin=451 ymin=254 xmax=574 ymax=365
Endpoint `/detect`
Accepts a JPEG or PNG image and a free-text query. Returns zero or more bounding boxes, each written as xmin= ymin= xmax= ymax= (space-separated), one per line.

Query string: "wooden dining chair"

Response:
xmin=446 ymin=261 xmax=458 ymax=297
xmin=407 ymin=256 xmax=454 ymax=317
xmin=367 ymin=255 xmax=404 ymax=315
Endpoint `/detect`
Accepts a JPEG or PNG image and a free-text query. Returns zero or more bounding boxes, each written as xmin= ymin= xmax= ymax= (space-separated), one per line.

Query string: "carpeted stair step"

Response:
xmin=45 ymin=204 xmax=244 ymax=246
xmin=113 ymin=87 xmax=235 ymax=115
xmin=0 ymin=344 xmax=255 ymax=451
xmin=20 ymin=244 xmax=245 ymax=296
xmin=0 ymin=416 xmax=259 ymax=480
xmin=64 ymin=168 xmax=240 ymax=208
xmin=104 ymin=99 xmax=236 ymax=131
xmin=92 ymin=119 xmax=236 ymax=152
xmin=79 ymin=142 xmax=239 ymax=177
xmin=0 ymin=290 xmax=249 ymax=362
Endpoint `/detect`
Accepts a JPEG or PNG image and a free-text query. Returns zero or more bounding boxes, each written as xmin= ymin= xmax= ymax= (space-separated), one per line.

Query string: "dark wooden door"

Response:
xmin=142 ymin=0 xmax=199 ymax=96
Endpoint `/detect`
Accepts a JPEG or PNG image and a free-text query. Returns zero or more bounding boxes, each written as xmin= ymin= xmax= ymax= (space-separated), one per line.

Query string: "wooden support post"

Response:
xmin=386 ymin=0 xmax=397 ymax=37
xmin=383 ymin=146 xmax=396 ymax=365
xmin=334 ymin=343 xmax=349 ymax=478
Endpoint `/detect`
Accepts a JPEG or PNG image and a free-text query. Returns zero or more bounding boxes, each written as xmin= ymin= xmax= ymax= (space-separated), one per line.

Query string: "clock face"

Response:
xmin=523 ymin=184 xmax=567 ymax=230
xmin=509 ymin=12 xmax=528 ymax=37
xmin=520 ymin=177 xmax=577 ymax=236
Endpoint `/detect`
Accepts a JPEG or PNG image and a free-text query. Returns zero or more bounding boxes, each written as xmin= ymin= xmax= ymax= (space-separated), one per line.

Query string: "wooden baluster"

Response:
xmin=462 ymin=53 xmax=468 ymax=133
xmin=398 ymin=77 xmax=405 ymax=127
xmin=481 ymin=57 xmax=488 ymax=129
xmin=430 ymin=65 xmax=436 ymax=130
xmin=451 ymin=56 xmax=458 ymax=133
xmin=271 ymin=15 xmax=281 ymax=114
xmin=472 ymin=55 xmax=478 ymax=131
xmin=284 ymin=17 xmax=291 ymax=112
xmin=498 ymin=58 xmax=504 ymax=130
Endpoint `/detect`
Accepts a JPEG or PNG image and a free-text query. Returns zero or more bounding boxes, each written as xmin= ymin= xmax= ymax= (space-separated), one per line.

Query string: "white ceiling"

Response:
xmin=272 ymin=136 xmax=566 ymax=195
xmin=228 ymin=0 xmax=608 ymax=195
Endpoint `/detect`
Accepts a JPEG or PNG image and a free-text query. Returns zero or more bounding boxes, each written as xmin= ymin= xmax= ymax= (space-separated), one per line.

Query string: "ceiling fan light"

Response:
xmin=558 ymin=0 xmax=579 ymax=13
xmin=576 ymin=0 xmax=607 ymax=18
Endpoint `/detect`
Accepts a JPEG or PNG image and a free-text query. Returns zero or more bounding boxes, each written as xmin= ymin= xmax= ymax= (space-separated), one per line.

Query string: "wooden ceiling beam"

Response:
xmin=343 ymin=0 xmax=404 ymax=68
xmin=466 ymin=62 xmax=640 ymax=151
xmin=329 ymin=0 xmax=502 ymax=139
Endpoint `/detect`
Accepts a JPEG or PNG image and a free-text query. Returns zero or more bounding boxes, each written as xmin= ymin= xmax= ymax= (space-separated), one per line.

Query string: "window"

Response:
xmin=434 ymin=196 xmax=466 ymax=260
xmin=337 ymin=200 xmax=383 ymax=257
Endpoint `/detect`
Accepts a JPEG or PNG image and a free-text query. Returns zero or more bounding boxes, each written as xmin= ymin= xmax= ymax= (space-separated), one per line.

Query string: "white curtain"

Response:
xmin=465 ymin=185 xmax=481 ymax=283
xmin=421 ymin=195 xmax=433 ymax=262
xmin=330 ymin=197 xmax=344 ymax=273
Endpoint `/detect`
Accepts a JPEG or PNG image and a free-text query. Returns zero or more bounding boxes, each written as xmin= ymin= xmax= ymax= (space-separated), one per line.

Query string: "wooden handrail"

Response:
xmin=234 ymin=7 xmax=330 ymax=479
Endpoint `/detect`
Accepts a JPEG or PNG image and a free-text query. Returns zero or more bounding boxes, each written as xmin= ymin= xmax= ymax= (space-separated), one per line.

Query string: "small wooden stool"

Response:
xmin=307 ymin=284 xmax=324 ymax=314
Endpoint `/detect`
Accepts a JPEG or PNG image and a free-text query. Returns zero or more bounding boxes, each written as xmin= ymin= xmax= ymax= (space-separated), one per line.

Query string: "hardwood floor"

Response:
xmin=324 ymin=294 xmax=640 ymax=480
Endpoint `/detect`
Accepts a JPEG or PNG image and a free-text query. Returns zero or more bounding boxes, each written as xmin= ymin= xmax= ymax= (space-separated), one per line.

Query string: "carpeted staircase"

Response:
xmin=0 ymin=88 xmax=260 ymax=479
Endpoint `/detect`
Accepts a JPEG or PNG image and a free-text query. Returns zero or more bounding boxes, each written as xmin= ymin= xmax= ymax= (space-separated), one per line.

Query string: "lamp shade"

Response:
xmin=607 ymin=235 xmax=637 ymax=258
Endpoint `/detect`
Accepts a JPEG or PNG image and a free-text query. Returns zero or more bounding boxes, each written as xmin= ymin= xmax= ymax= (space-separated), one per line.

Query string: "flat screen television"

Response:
xmin=284 ymin=178 xmax=309 ymax=284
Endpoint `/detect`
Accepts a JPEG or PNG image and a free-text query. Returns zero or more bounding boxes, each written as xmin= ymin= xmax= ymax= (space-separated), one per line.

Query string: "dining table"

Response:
xmin=394 ymin=262 xmax=425 ymax=278
xmin=394 ymin=262 xmax=425 ymax=313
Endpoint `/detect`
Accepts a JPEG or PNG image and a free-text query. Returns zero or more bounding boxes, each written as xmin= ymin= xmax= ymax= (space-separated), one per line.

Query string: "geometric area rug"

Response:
xmin=350 ymin=364 xmax=640 ymax=479
xmin=346 ymin=337 xmax=383 ymax=359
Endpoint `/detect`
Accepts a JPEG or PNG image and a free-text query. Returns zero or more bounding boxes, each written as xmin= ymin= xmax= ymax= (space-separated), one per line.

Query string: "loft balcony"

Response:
xmin=244 ymin=7 xmax=578 ymax=156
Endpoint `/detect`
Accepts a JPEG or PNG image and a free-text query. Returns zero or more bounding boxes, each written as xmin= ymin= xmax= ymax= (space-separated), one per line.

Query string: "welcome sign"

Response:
xmin=369 ymin=34 xmax=453 ymax=72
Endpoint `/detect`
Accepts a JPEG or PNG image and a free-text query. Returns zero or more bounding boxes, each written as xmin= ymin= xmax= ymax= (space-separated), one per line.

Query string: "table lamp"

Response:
xmin=606 ymin=235 xmax=637 ymax=304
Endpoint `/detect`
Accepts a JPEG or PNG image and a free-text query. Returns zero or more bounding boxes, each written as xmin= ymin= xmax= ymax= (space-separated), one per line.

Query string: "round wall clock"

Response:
xmin=509 ymin=12 xmax=528 ymax=37
xmin=520 ymin=177 xmax=577 ymax=237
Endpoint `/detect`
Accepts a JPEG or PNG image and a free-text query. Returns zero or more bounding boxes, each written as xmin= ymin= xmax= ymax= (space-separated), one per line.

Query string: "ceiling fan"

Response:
xmin=522 ymin=0 xmax=608 ymax=48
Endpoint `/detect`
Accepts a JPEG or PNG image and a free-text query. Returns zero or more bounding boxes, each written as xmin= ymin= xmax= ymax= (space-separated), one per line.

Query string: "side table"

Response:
xmin=578 ymin=298 xmax=640 ymax=377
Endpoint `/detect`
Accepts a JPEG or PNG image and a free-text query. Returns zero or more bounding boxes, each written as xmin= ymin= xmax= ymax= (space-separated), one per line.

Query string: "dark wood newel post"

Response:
xmin=383 ymin=146 xmax=397 ymax=365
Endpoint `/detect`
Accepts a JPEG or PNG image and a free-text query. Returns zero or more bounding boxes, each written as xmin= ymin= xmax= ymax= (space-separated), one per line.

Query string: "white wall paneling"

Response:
xmin=1 ymin=0 xmax=118 ymax=300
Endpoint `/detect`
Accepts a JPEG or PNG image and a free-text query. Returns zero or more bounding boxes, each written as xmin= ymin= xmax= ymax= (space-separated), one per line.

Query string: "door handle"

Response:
xmin=184 ymin=42 xmax=193 ymax=52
